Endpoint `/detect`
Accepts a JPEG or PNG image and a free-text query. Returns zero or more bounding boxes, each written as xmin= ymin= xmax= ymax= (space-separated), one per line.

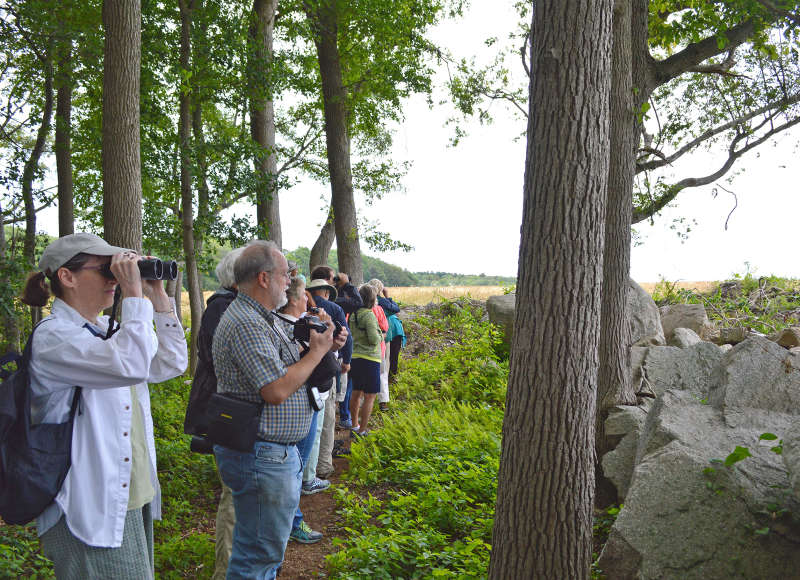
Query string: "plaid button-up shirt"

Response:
xmin=212 ymin=292 xmax=312 ymax=444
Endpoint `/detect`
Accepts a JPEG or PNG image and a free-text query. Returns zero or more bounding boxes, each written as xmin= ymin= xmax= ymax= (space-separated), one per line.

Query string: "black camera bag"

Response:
xmin=206 ymin=393 xmax=263 ymax=452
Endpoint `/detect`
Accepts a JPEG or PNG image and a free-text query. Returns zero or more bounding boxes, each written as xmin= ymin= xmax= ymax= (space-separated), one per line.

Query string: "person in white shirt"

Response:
xmin=19 ymin=233 xmax=188 ymax=580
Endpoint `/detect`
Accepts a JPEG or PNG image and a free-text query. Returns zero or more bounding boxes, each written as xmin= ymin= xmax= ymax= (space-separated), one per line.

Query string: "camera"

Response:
xmin=292 ymin=315 xmax=343 ymax=343
xmin=100 ymin=258 xmax=179 ymax=281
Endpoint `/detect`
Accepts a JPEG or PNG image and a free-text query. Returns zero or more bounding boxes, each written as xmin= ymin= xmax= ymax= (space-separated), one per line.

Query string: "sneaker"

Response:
xmin=332 ymin=441 xmax=350 ymax=458
xmin=379 ymin=402 xmax=389 ymax=412
xmin=301 ymin=477 xmax=331 ymax=495
xmin=351 ymin=429 xmax=370 ymax=440
xmin=290 ymin=520 xmax=323 ymax=544
xmin=338 ymin=418 xmax=352 ymax=429
xmin=317 ymin=468 xmax=335 ymax=479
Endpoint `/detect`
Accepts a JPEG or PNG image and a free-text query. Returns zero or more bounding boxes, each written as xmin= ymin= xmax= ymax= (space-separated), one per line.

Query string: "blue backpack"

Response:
xmin=0 ymin=322 xmax=81 ymax=525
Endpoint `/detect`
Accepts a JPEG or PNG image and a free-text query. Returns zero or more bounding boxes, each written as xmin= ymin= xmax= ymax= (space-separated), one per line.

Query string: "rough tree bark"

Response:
xmin=249 ymin=0 xmax=281 ymax=246
xmin=488 ymin=2 xmax=612 ymax=578
xmin=102 ymin=0 xmax=143 ymax=252
xmin=309 ymin=205 xmax=335 ymax=269
xmin=55 ymin=39 xmax=74 ymax=237
xmin=307 ymin=0 xmax=363 ymax=284
xmin=179 ymin=0 xmax=204 ymax=374
xmin=596 ymin=0 xmax=640 ymax=500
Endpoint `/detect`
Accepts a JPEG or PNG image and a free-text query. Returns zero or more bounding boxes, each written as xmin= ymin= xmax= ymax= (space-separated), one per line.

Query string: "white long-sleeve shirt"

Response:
xmin=29 ymin=297 xmax=188 ymax=547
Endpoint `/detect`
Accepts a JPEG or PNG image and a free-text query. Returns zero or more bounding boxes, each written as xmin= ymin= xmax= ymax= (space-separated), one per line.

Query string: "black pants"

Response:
xmin=389 ymin=336 xmax=403 ymax=380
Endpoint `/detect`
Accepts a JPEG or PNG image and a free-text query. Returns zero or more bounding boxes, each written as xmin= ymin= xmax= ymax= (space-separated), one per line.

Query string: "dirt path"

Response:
xmin=280 ymin=427 xmax=352 ymax=579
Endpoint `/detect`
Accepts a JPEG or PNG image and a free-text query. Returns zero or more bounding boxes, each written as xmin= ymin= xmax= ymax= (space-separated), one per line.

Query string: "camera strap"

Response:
xmin=266 ymin=312 xmax=300 ymax=362
xmin=105 ymin=286 xmax=122 ymax=339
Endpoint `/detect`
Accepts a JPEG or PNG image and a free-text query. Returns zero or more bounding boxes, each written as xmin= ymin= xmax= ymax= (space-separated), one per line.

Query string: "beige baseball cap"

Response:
xmin=39 ymin=233 xmax=132 ymax=275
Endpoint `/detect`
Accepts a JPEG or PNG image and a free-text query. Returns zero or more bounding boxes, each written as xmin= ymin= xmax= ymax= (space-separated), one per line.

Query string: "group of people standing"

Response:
xmin=18 ymin=233 xmax=405 ymax=580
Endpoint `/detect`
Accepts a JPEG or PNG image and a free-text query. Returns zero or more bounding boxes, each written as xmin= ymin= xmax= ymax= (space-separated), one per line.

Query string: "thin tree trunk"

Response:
xmin=102 ymin=0 xmax=143 ymax=252
xmin=22 ymin=41 xmax=54 ymax=326
xmin=596 ymin=0 xmax=637 ymax=498
xmin=179 ymin=0 xmax=203 ymax=374
xmin=488 ymin=2 xmax=612 ymax=578
xmin=0 ymin=200 xmax=20 ymax=353
xmin=249 ymin=0 xmax=281 ymax=246
xmin=56 ymin=40 xmax=74 ymax=237
xmin=309 ymin=204 xmax=335 ymax=269
xmin=308 ymin=0 xmax=363 ymax=284
xmin=596 ymin=0 xmax=653 ymax=492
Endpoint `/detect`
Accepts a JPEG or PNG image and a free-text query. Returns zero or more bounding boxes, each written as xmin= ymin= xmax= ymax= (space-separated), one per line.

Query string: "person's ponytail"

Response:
xmin=20 ymin=271 xmax=51 ymax=307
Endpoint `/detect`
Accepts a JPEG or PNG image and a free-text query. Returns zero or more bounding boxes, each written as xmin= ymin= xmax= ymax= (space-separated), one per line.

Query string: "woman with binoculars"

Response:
xmin=20 ymin=233 xmax=188 ymax=580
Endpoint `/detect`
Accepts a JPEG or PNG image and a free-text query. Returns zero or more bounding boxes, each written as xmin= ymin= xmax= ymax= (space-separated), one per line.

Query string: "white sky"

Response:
xmin=36 ymin=2 xmax=800 ymax=283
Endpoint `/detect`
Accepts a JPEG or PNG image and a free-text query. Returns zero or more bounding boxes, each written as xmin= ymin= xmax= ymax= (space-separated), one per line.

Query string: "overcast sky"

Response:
xmin=37 ymin=2 xmax=800 ymax=283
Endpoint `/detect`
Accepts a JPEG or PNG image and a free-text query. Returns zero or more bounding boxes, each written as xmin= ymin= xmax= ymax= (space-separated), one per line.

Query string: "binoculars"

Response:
xmin=100 ymin=258 xmax=179 ymax=281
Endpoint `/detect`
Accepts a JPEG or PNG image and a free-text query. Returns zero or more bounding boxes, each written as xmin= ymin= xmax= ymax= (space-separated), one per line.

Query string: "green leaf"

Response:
xmin=724 ymin=446 xmax=752 ymax=467
xmin=759 ymin=432 xmax=778 ymax=441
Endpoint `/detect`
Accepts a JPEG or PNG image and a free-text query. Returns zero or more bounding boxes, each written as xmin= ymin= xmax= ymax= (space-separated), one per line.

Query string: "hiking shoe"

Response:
xmin=332 ymin=441 xmax=350 ymax=457
xmin=351 ymin=429 xmax=370 ymax=440
xmin=317 ymin=468 xmax=335 ymax=479
xmin=290 ymin=521 xmax=323 ymax=544
xmin=379 ymin=402 xmax=389 ymax=412
xmin=338 ymin=418 xmax=352 ymax=429
xmin=301 ymin=477 xmax=330 ymax=495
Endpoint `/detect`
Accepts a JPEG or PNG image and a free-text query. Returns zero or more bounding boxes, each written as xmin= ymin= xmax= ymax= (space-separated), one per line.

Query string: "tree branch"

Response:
xmin=651 ymin=19 xmax=756 ymax=85
xmin=637 ymin=91 xmax=800 ymax=172
xmin=632 ymin=114 xmax=800 ymax=223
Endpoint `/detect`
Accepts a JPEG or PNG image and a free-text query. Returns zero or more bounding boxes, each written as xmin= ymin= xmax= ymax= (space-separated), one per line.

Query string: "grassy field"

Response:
xmin=179 ymin=282 xmax=721 ymax=318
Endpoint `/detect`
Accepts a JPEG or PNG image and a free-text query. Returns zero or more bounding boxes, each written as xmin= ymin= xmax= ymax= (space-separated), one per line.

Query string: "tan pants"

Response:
xmin=212 ymin=471 xmax=235 ymax=580
xmin=317 ymin=385 xmax=337 ymax=476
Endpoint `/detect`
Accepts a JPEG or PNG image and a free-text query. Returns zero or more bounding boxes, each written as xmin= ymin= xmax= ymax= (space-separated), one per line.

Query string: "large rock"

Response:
xmin=486 ymin=293 xmax=515 ymax=344
xmin=629 ymin=279 xmax=665 ymax=346
xmin=598 ymin=336 xmax=800 ymax=579
xmin=601 ymin=402 xmax=651 ymax=499
xmin=784 ymin=423 xmax=800 ymax=501
xmin=667 ymin=327 xmax=702 ymax=348
xmin=659 ymin=303 xmax=712 ymax=340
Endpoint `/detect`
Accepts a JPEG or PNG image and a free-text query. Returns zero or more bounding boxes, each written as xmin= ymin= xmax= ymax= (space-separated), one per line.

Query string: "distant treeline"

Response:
xmin=283 ymin=247 xmax=517 ymax=288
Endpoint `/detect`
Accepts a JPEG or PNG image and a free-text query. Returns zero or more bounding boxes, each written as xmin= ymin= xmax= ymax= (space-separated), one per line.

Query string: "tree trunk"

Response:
xmin=22 ymin=41 xmax=54 ymax=326
xmin=102 ymin=0 xmax=143 ymax=253
xmin=0 ymin=200 xmax=20 ymax=353
xmin=596 ymin=0 xmax=637 ymax=498
xmin=179 ymin=0 xmax=203 ymax=374
xmin=249 ymin=0 xmax=281 ymax=246
xmin=56 ymin=40 xmax=74 ymax=237
xmin=309 ymin=204 xmax=335 ymax=270
xmin=488 ymin=2 xmax=612 ymax=578
xmin=309 ymin=0 xmax=363 ymax=284
xmin=596 ymin=0 xmax=653 ymax=486
xmin=22 ymin=42 xmax=54 ymax=269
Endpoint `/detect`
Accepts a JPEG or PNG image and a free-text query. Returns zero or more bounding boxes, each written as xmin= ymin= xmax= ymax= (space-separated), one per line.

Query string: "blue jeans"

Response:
xmin=214 ymin=442 xmax=302 ymax=580
xmin=292 ymin=410 xmax=319 ymax=530
xmin=339 ymin=375 xmax=353 ymax=421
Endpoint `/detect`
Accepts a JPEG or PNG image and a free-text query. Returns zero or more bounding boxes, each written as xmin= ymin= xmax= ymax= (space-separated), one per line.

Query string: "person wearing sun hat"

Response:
xmin=19 ymin=233 xmax=188 ymax=579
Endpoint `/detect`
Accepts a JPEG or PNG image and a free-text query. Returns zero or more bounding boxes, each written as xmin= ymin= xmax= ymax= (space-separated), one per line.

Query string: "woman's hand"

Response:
xmin=140 ymin=256 xmax=172 ymax=312
xmin=110 ymin=252 xmax=143 ymax=298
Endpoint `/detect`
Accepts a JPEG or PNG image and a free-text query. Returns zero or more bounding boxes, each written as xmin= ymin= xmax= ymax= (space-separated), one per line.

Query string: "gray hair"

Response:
xmin=367 ymin=278 xmax=384 ymax=294
xmin=215 ymin=247 xmax=244 ymax=288
xmin=234 ymin=240 xmax=281 ymax=285
xmin=286 ymin=276 xmax=306 ymax=302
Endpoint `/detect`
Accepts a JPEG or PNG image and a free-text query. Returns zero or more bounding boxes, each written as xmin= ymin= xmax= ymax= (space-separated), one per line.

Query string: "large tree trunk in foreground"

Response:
xmin=179 ymin=0 xmax=203 ymax=374
xmin=249 ymin=0 xmax=281 ymax=246
xmin=56 ymin=40 xmax=74 ymax=237
xmin=309 ymin=0 xmax=363 ymax=284
xmin=488 ymin=2 xmax=613 ymax=578
xmin=309 ymin=205 xmax=335 ymax=270
xmin=102 ymin=0 xmax=143 ymax=253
